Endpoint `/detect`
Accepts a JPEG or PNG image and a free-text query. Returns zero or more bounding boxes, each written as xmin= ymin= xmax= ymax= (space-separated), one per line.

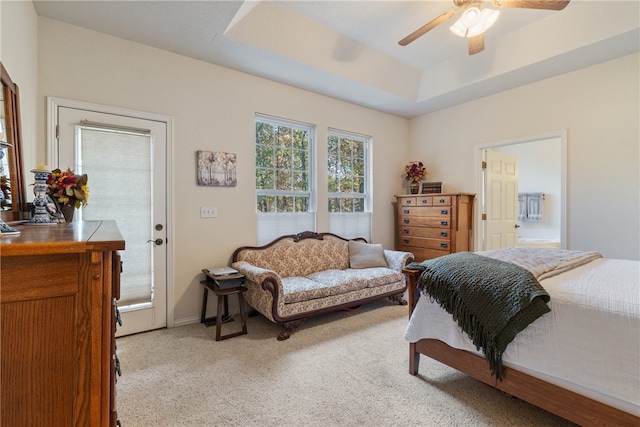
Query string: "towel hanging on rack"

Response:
xmin=518 ymin=193 xmax=527 ymax=222
xmin=527 ymin=192 xmax=545 ymax=221
xmin=518 ymin=193 xmax=545 ymax=221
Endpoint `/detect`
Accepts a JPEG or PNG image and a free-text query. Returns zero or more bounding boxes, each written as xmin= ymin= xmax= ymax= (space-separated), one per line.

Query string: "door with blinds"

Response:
xmin=55 ymin=105 xmax=168 ymax=336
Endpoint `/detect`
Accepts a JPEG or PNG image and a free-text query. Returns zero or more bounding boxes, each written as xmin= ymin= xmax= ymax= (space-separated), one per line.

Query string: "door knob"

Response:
xmin=147 ymin=238 xmax=164 ymax=245
xmin=515 ymin=224 xmax=520 ymax=228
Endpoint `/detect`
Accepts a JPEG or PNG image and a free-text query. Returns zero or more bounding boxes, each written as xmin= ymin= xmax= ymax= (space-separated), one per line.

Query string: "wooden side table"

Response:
xmin=200 ymin=273 xmax=248 ymax=341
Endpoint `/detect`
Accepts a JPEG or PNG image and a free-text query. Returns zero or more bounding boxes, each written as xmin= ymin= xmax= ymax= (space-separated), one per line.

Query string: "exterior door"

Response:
xmin=55 ymin=104 xmax=168 ymax=336
xmin=484 ymin=149 xmax=518 ymax=250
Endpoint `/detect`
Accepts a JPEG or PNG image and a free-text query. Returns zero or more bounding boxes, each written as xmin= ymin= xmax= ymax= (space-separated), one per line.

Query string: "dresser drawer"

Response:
xmin=398 ymin=236 xmax=452 ymax=251
xmin=400 ymin=206 xmax=452 ymax=217
xmin=399 ymin=246 xmax=450 ymax=261
xmin=399 ymin=216 xmax=451 ymax=228
xmin=399 ymin=226 xmax=450 ymax=240
xmin=432 ymin=195 xmax=451 ymax=206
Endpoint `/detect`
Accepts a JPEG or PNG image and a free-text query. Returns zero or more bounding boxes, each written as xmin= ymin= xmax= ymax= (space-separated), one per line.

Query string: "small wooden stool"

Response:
xmin=200 ymin=280 xmax=248 ymax=341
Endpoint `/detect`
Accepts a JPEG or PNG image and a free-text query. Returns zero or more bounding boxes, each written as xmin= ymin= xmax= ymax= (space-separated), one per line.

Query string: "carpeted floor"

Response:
xmin=116 ymin=301 xmax=576 ymax=426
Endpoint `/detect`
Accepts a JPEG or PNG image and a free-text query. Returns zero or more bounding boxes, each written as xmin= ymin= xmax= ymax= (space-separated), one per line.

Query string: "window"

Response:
xmin=255 ymin=115 xmax=315 ymax=244
xmin=327 ymin=129 xmax=371 ymax=241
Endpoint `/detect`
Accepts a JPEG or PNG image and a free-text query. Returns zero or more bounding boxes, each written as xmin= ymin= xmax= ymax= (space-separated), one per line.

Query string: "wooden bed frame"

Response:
xmin=404 ymin=269 xmax=640 ymax=427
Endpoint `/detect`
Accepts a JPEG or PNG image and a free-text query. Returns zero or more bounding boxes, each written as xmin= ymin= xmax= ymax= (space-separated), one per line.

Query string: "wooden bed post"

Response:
xmin=404 ymin=269 xmax=422 ymax=375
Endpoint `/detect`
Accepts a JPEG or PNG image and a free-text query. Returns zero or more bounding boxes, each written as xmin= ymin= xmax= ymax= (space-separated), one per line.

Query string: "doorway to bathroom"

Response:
xmin=476 ymin=131 xmax=567 ymax=251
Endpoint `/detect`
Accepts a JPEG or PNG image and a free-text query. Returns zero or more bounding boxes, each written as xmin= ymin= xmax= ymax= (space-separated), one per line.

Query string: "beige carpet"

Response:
xmin=116 ymin=301 xmax=575 ymax=427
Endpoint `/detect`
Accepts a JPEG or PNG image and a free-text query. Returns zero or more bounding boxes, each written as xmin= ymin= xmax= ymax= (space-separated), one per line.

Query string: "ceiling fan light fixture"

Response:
xmin=450 ymin=7 xmax=500 ymax=38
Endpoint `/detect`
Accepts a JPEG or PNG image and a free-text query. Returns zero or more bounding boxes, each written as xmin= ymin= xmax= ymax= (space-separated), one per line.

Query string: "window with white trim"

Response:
xmin=327 ymin=129 xmax=371 ymax=241
xmin=255 ymin=115 xmax=316 ymax=245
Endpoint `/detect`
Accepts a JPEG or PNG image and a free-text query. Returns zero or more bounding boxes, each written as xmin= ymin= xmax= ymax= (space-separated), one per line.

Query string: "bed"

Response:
xmin=404 ymin=247 xmax=640 ymax=427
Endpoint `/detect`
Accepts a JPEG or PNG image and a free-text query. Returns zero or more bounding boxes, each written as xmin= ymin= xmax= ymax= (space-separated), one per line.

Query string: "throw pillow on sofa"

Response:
xmin=348 ymin=241 xmax=388 ymax=269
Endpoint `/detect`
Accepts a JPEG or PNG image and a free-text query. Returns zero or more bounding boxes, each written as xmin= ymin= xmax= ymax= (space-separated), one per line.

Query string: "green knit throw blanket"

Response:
xmin=407 ymin=252 xmax=551 ymax=380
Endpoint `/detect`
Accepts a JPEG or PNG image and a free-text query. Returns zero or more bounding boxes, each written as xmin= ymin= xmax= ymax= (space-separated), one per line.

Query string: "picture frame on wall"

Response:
xmin=196 ymin=150 xmax=237 ymax=187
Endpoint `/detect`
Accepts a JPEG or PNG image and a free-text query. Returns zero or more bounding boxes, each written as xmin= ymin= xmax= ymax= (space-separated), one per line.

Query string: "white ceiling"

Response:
xmin=32 ymin=0 xmax=639 ymax=118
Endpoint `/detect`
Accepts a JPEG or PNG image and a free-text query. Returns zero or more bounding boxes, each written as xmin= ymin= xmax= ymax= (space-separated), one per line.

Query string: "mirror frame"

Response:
xmin=0 ymin=62 xmax=27 ymax=222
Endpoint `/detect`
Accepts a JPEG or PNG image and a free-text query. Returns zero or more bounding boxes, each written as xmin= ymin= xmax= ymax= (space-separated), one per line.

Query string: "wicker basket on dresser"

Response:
xmin=395 ymin=193 xmax=475 ymax=261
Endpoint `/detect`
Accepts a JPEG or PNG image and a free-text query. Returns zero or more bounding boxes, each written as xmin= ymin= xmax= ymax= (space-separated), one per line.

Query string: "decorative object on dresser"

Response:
xmin=46 ymin=167 xmax=90 ymax=222
xmin=28 ymin=166 xmax=56 ymax=224
xmin=396 ymin=193 xmax=474 ymax=261
xmin=403 ymin=161 xmax=427 ymax=194
xmin=421 ymin=181 xmax=442 ymax=194
xmin=0 ymin=220 xmax=125 ymax=426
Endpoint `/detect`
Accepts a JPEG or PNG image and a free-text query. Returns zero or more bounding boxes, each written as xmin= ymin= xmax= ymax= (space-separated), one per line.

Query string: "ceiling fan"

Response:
xmin=398 ymin=0 xmax=570 ymax=55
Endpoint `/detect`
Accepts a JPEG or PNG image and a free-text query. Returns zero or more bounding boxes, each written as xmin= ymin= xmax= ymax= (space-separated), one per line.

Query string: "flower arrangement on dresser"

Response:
xmin=47 ymin=168 xmax=89 ymax=208
xmin=404 ymin=161 xmax=427 ymax=194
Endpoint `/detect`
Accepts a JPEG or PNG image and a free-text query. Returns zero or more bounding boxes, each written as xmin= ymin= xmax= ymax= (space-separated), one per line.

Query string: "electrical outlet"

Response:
xmin=200 ymin=207 xmax=217 ymax=218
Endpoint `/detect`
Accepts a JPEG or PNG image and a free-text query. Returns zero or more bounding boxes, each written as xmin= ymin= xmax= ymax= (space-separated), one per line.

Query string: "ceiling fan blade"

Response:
xmin=398 ymin=9 xmax=459 ymax=46
xmin=468 ymin=34 xmax=485 ymax=55
xmin=492 ymin=0 xmax=570 ymax=11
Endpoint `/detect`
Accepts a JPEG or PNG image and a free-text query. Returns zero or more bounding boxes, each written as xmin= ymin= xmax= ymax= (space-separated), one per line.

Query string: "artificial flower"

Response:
xmin=46 ymin=168 xmax=89 ymax=208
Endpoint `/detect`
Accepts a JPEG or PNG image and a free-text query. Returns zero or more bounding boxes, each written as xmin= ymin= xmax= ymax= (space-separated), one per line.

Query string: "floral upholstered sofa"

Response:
xmin=231 ymin=231 xmax=414 ymax=340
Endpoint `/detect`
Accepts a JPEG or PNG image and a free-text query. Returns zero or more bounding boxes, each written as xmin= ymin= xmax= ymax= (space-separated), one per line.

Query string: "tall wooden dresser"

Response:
xmin=1 ymin=220 xmax=125 ymax=426
xmin=396 ymin=193 xmax=475 ymax=261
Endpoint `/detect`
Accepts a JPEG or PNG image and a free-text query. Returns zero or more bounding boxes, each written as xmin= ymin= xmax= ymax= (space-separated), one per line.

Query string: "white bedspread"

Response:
xmin=405 ymin=258 xmax=640 ymax=415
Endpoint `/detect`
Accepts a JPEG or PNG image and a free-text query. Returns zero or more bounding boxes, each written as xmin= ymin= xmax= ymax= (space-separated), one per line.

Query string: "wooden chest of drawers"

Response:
xmin=1 ymin=221 xmax=125 ymax=426
xmin=396 ymin=193 xmax=475 ymax=261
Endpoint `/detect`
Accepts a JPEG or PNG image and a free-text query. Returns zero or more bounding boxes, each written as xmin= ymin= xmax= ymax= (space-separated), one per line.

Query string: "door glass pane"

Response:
xmin=77 ymin=126 xmax=153 ymax=306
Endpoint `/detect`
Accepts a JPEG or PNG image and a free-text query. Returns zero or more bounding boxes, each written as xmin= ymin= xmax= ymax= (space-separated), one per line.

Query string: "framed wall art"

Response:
xmin=196 ymin=150 xmax=237 ymax=187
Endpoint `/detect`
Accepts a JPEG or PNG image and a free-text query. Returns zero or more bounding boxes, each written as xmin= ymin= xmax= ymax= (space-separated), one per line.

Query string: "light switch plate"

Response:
xmin=200 ymin=207 xmax=217 ymax=218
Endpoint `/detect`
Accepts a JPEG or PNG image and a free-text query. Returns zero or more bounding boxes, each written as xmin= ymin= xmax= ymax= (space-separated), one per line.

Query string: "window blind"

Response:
xmin=78 ymin=126 xmax=154 ymax=306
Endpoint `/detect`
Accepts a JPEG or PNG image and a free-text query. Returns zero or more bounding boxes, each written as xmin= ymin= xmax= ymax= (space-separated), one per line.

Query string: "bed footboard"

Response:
xmin=403 ymin=268 xmax=640 ymax=426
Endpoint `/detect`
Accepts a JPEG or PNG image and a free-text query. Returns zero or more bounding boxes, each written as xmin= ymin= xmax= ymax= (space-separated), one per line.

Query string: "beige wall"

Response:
xmin=409 ymin=53 xmax=640 ymax=261
xmin=1 ymin=0 xmax=38 ymax=177
xmin=36 ymin=17 xmax=409 ymax=324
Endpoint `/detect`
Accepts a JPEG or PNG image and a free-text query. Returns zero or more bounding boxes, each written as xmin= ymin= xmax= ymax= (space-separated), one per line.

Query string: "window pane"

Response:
xmin=340 ymin=138 xmax=352 ymax=157
xmin=328 ymin=197 xmax=340 ymax=213
xmin=257 ymin=195 xmax=275 ymax=213
xmin=276 ymin=170 xmax=291 ymax=190
xmin=256 ymin=168 xmax=274 ymax=190
xmin=276 ymin=126 xmax=292 ymax=148
xmin=354 ymin=198 xmax=365 ymax=212
xmin=256 ymin=122 xmax=274 ymax=145
xmin=256 ymin=145 xmax=275 ymax=168
xmin=276 ymin=148 xmax=291 ymax=169
xmin=340 ymin=198 xmax=353 ymax=212
xmin=293 ymin=129 xmax=308 ymax=150
xmin=293 ymin=171 xmax=308 ymax=191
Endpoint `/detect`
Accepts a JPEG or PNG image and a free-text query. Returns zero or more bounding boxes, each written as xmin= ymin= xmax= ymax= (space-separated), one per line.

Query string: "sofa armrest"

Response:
xmin=383 ymin=249 xmax=414 ymax=272
xmin=232 ymin=261 xmax=283 ymax=294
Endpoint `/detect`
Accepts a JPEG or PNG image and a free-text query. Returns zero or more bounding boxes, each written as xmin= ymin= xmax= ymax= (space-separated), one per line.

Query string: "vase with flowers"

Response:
xmin=404 ymin=161 xmax=427 ymax=194
xmin=46 ymin=168 xmax=89 ymax=222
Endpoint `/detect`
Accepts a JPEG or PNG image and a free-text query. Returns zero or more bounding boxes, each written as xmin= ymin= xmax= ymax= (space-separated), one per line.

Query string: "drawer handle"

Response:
xmin=440 ymin=209 xmax=448 ymax=215
xmin=403 ymin=209 xmax=410 ymax=214
xmin=403 ymin=239 xmax=410 ymax=244
xmin=115 ymin=354 xmax=122 ymax=377
xmin=406 ymin=200 xmax=413 ymax=204
xmin=403 ymin=229 xmax=409 ymax=234
xmin=441 ymin=221 xmax=448 ymax=226
xmin=440 ymin=232 xmax=448 ymax=237
xmin=440 ymin=243 xmax=448 ymax=248
xmin=115 ymin=305 xmax=122 ymax=327
xmin=439 ymin=199 xmax=445 ymax=203
xmin=403 ymin=219 xmax=410 ymax=224
xmin=420 ymin=199 xmax=428 ymax=204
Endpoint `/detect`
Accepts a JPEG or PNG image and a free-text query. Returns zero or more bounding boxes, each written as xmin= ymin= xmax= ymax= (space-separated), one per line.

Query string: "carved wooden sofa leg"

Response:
xmin=278 ymin=319 xmax=305 ymax=341
xmin=389 ymin=293 xmax=407 ymax=305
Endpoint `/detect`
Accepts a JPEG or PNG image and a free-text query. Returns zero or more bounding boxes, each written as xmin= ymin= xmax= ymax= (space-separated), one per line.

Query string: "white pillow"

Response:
xmin=348 ymin=241 xmax=388 ymax=269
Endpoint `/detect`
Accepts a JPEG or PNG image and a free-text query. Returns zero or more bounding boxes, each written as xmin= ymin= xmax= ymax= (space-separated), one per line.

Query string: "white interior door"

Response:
xmin=484 ymin=149 xmax=519 ymax=250
xmin=55 ymin=105 xmax=168 ymax=336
